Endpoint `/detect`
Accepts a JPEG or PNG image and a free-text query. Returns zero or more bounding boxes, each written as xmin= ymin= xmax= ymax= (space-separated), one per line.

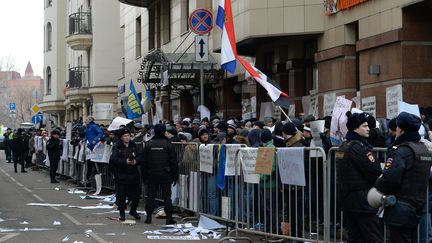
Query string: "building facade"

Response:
xmin=118 ymin=0 xmax=432 ymax=121
xmin=41 ymin=0 xmax=124 ymax=126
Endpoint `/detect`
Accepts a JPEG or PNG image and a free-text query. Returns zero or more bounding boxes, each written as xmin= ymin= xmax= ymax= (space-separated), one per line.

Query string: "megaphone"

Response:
xmin=367 ymin=187 xmax=397 ymax=208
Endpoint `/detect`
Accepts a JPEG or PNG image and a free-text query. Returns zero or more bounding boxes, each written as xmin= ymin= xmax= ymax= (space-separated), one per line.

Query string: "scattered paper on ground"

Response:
xmin=121 ymin=220 xmax=136 ymax=225
xmin=147 ymin=235 xmax=201 ymax=240
xmin=198 ymin=215 xmax=225 ymax=230
xmin=27 ymin=203 xmax=69 ymax=207
xmin=53 ymin=221 xmax=61 ymax=225
xmin=20 ymin=221 xmax=29 ymax=225
xmin=62 ymin=235 xmax=70 ymax=242
xmin=68 ymin=204 xmax=114 ymax=210
xmin=0 ymin=227 xmax=54 ymax=232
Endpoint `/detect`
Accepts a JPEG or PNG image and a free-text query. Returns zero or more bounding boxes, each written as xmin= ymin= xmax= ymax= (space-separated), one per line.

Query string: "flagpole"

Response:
xmin=278 ymin=106 xmax=293 ymax=123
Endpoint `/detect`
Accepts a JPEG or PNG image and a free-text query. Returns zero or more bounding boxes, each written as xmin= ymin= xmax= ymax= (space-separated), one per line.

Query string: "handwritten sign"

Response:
xmin=386 ymin=84 xmax=403 ymax=119
xmin=309 ymin=120 xmax=325 ymax=157
xmin=330 ymin=96 xmax=352 ymax=145
xmin=221 ymin=196 xmax=232 ymax=219
xmin=323 ymin=93 xmax=337 ymax=116
xmin=224 ymin=145 xmax=242 ymax=176
xmin=239 ymin=148 xmax=259 ymax=184
xmin=362 ymin=96 xmax=376 ymax=117
xmin=255 ymin=147 xmax=275 ymax=175
xmin=199 ymin=144 xmax=214 ymax=174
xmin=277 ymin=148 xmax=305 ymax=186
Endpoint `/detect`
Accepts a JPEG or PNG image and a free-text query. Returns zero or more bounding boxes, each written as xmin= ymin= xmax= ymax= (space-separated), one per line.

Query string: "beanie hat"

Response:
xmin=346 ymin=111 xmax=369 ymax=131
xmin=228 ymin=123 xmax=237 ymax=131
xmin=367 ymin=114 xmax=377 ymax=129
xmin=260 ymin=129 xmax=273 ymax=143
xmin=167 ymin=128 xmax=177 ymax=137
xmin=117 ymin=128 xmax=131 ymax=137
xmin=282 ymin=122 xmax=297 ymax=136
xmin=303 ymin=114 xmax=316 ymax=123
xmin=153 ymin=124 xmax=166 ymax=137
xmin=192 ymin=118 xmax=201 ymax=125
xmin=181 ymin=121 xmax=190 ymax=127
xmin=396 ymin=112 xmax=421 ymax=132
xmin=51 ymin=129 xmax=61 ymax=135
xmin=254 ymin=121 xmax=265 ymax=129
xmin=239 ymin=129 xmax=249 ymax=138
xmin=198 ymin=127 xmax=209 ymax=137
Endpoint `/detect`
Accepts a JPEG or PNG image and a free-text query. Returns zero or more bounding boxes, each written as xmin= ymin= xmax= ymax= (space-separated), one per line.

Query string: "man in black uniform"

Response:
xmin=337 ymin=111 xmax=383 ymax=242
xmin=46 ymin=129 xmax=62 ymax=183
xmin=142 ymin=124 xmax=178 ymax=225
xmin=109 ymin=128 xmax=142 ymax=221
xmin=375 ymin=112 xmax=432 ymax=243
xmin=11 ymin=128 xmax=28 ymax=173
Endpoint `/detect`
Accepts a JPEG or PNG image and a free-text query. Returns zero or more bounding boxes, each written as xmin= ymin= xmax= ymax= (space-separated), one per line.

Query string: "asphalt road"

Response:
xmin=0 ymin=152 xmax=228 ymax=243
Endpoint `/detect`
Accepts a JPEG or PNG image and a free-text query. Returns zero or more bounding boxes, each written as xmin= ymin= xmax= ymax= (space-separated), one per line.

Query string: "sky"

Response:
xmin=0 ymin=0 xmax=44 ymax=77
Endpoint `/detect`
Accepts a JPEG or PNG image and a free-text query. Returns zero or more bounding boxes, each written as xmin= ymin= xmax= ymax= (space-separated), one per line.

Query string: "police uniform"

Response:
xmin=142 ymin=124 xmax=178 ymax=225
xmin=337 ymin=112 xmax=383 ymax=243
xmin=375 ymin=112 xmax=432 ymax=243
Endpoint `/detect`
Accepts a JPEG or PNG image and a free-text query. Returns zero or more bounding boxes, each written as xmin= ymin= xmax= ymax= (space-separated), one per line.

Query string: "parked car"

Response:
xmin=0 ymin=126 xmax=7 ymax=150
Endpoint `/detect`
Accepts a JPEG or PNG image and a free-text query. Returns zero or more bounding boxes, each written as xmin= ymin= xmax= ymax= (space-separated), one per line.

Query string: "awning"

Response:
xmin=137 ymin=49 xmax=223 ymax=90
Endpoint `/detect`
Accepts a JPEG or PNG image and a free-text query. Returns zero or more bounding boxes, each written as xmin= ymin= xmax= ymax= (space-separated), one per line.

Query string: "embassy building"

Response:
xmin=116 ymin=0 xmax=432 ymax=122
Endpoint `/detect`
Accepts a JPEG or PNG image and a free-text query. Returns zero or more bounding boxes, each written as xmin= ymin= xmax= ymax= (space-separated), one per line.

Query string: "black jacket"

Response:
xmin=46 ymin=137 xmax=62 ymax=162
xmin=12 ymin=134 xmax=29 ymax=157
xmin=337 ymin=131 xmax=382 ymax=213
xmin=109 ymin=140 xmax=142 ymax=185
xmin=142 ymin=136 xmax=178 ymax=185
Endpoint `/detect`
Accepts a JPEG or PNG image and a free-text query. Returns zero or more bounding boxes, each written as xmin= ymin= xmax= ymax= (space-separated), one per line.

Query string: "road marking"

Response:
xmin=61 ymin=212 xmax=82 ymax=226
xmin=23 ymin=187 xmax=32 ymax=193
xmin=86 ymin=223 xmax=106 ymax=226
xmin=51 ymin=206 xmax=60 ymax=211
xmin=16 ymin=182 xmax=23 ymax=187
xmin=0 ymin=233 xmax=20 ymax=242
xmin=9 ymin=177 xmax=15 ymax=182
xmin=88 ymin=232 xmax=109 ymax=243
xmin=32 ymin=194 xmax=45 ymax=202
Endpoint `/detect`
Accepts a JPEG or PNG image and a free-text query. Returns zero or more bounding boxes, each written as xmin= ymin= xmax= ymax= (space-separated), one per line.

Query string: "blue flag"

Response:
xmin=216 ymin=144 xmax=226 ymax=190
xmin=126 ymin=80 xmax=144 ymax=119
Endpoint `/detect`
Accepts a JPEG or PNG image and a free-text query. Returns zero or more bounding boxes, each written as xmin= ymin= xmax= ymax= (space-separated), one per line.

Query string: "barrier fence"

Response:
xmin=32 ymin=136 xmax=431 ymax=243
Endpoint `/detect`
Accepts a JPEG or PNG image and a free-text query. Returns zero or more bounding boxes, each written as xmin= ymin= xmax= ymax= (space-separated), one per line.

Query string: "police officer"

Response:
xmin=142 ymin=124 xmax=178 ymax=225
xmin=46 ymin=129 xmax=62 ymax=183
xmin=375 ymin=112 xmax=432 ymax=243
xmin=337 ymin=111 xmax=383 ymax=243
xmin=109 ymin=128 xmax=142 ymax=221
xmin=11 ymin=128 xmax=29 ymax=173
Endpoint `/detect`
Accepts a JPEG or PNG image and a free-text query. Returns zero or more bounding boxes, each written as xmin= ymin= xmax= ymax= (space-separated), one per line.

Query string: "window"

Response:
xmin=149 ymin=8 xmax=155 ymax=50
xmin=45 ymin=0 xmax=52 ymax=8
xmin=149 ymin=1 xmax=171 ymax=49
xmin=46 ymin=22 xmax=52 ymax=51
xmin=180 ymin=0 xmax=189 ymax=34
xmin=136 ymin=16 xmax=141 ymax=58
xmin=46 ymin=66 xmax=52 ymax=95
xmin=161 ymin=0 xmax=171 ymax=44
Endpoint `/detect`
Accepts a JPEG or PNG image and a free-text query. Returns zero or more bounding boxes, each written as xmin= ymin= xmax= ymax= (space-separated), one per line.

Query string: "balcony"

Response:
xmin=118 ymin=0 xmax=155 ymax=8
xmin=67 ymin=66 xmax=89 ymax=89
xmin=66 ymin=12 xmax=92 ymax=50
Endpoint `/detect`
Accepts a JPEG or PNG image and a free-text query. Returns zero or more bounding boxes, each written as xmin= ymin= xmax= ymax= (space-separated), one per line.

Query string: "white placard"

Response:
xmin=330 ymin=96 xmax=352 ymax=145
xmin=198 ymin=105 xmax=210 ymax=120
xmin=93 ymin=103 xmax=113 ymax=120
xmin=61 ymin=139 xmax=69 ymax=161
xmin=288 ymin=104 xmax=296 ymax=117
xmin=199 ymin=144 xmax=214 ymax=174
xmin=259 ymin=102 xmax=274 ymax=121
xmin=189 ymin=172 xmax=199 ymax=212
xmin=398 ymin=101 xmax=426 ymax=135
xmin=239 ymin=148 xmax=259 ymax=184
xmin=221 ymin=196 xmax=232 ymax=219
xmin=90 ymin=142 xmax=105 ymax=162
xmin=309 ymin=89 xmax=319 ymax=118
xmin=66 ymin=123 xmax=72 ymax=141
xmin=323 ymin=93 xmax=337 ymax=116
xmin=301 ymin=95 xmax=310 ymax=115
xmin=309 ymin=120 xmax=325 ymax=158
xmin=224 ymin=145 xmax=242 ymax=176
xmin=362 ymin=96 xmax=376 ymax=118
xmin=386 ymin=84 xmax=403 ymax=119
xmin=277 ymin=148 xmax=305 ymax=186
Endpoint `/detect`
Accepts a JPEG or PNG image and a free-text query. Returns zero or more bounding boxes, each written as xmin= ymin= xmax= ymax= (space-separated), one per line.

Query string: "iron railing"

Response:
xmin=67 ymin=66 xmax=89 ymax=88
xmin=68 ymin=12 xmax=92 ymax=35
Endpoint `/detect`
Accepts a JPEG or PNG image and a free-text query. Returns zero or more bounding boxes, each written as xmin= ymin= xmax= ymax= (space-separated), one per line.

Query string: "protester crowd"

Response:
xmin=3 ymin=107 xmax=432 ymax=242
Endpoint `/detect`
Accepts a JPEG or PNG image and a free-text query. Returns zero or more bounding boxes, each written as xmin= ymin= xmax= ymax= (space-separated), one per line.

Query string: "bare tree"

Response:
xmin=0 ymin=54 xmax=17 ymax=72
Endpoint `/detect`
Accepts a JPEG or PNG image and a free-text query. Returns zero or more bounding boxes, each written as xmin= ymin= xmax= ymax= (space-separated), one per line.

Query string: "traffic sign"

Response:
xmin=195 ymin=35 xmax=209 ymax=62
xmin=9 ymin=102 xmax=16 ymax=111
xmin=32 ymin=114 xmax=43 ymax=124
xmin=189 ymin=9 xmax=213 ymax=35
xmin=31 ymin=104 xmax=40 ymax=113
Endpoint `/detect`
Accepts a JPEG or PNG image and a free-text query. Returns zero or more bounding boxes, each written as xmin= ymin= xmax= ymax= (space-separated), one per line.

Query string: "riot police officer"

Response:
xmin=109 ymin=128 xmax=142 ymax=221
xmin=375 ymin=112 xmax=432 ymax=243
xmin=142 ymin=124 xmax=178 ymax=225
xmin=337 ymin=111 xmax=383 ymax=242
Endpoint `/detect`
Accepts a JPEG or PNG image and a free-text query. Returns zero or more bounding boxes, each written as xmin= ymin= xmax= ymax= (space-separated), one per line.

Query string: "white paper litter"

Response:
xmin=53 ymin=221 xmax=61 ymax=225
xmin=85 ymin=223 xmax=106 ymax=226
xmin=0 ymin=218 xmax=4 ymax=223
xmin=68 ymin=204 xmax=114 ymax=210
xmin=184 ymin=223 xmax=193 ymax=228
xmin=0 ymin=227 xmax=53 ymax=232
xmin=84 ymin=230 xmax=93 ymax=234
xmin=121 ymin=220 xmax=136 ymax=225
xmin=143 ymin=231 xmax=162 ymax=235
xmin=62 ymin=235 xmax=70 ymax=242
xmin=147 ymin=235 xmax=201 ymax=240
xmin=197 ymin=215 xmax=225 ymax=230
xmin=105 ymin=233 xmax=116 ymax=236
xmin=54 ymin=187 xmax=61 ymax=191
xmin=20 ymin=221 xmax=29 ymax=225
xmin=27 ymin=203 xmax=68 ymax=207
xmin=213 ymin=233 xmax=221 ymax=239
xmin=68 ymin=189 xmax=86 ymax=194
xmin=73 ymin=241 xmax=84 ymax=243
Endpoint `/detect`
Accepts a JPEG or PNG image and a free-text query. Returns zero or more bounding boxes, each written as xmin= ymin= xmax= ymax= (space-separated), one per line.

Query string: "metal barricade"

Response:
xmin=224 ymin=146 xmax=327 ymax=243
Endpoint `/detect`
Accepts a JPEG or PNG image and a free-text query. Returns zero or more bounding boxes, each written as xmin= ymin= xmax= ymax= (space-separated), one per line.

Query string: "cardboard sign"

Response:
xmin=362 ymin=96 xmax=376 ymax=117
xmin=386 ymin=84 xmax=403 ymax=119
xmin=224 ymin=145 xmax=242 ymax=176
xmin=277 ymin=148 xmax=305 ymax=186
xmin=330 ymin=96 xmax=352 ymax=145
xmin=255 ymin=147 xmax=275 ymax=175
xmin=199 ymin=144 xmax=214 ymax=174
xmin=323 ymin=93 xmax=337 ymax=116
xmin=239 ymin=148 xmax=259 ymax=184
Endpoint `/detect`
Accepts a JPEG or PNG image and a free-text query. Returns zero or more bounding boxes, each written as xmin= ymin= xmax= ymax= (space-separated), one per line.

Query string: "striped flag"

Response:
xmin=216 ymin=0 xmax=237 ymax=74
xmin=238 ymin=56 xmax=290 ymax=108
xmin=126 ymin=80 xmax=144 ymax=119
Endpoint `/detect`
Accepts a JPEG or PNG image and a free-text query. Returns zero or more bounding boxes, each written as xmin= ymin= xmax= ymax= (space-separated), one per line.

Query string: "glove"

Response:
xmin=172 ymin=180 xmax=177 ymax=187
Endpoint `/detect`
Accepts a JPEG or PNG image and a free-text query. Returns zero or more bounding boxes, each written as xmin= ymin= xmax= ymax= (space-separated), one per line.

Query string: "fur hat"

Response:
xmin=282 ymin=122 xmax=297 ymax=136
xmin=260 ymin=129 xmax=273 ymax=143
xmin=153 ymin=124 xmax=166 ymax=137
xmin=346 ymin=111 xmax=369 ymax=131
xmin=117 ymin=128 xmax=131 ymax=137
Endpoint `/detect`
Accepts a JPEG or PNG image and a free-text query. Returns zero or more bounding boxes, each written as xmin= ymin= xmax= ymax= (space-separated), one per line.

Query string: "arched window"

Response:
xmin=46 ymin=66 xmax=52 ymax=95
xmin=46 ymin=22 xmax=52 ymax=51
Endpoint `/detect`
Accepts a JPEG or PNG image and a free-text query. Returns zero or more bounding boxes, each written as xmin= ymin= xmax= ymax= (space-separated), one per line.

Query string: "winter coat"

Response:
xmin=109 ymin=140 xmax=142 ymax=185
xmin=85 ymin=121 xmax=104 ymax=151
xmin=46 ymin=137 xmax=62 ymax=162
xmin=12 ymin=134 xmax=29 ymax=157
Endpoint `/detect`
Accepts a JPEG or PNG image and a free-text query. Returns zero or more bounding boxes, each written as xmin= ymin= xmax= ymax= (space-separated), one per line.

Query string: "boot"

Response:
xmin=166 ymin=218 xmax=176 ymax=225
xmin=144 ymin=213 xmax=152 ymax=224
xmin=14 ymin=166 xmax=17 ymax=173
xmin=21 ymin=169 xmax=27 ymax=173
xmin=50 ymin=176 xmax=59 ymax=183
xmin=129 ymin=210 xmax=141 ymax=220
xmin=119 ymin=210 xmax=125 ymax=221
